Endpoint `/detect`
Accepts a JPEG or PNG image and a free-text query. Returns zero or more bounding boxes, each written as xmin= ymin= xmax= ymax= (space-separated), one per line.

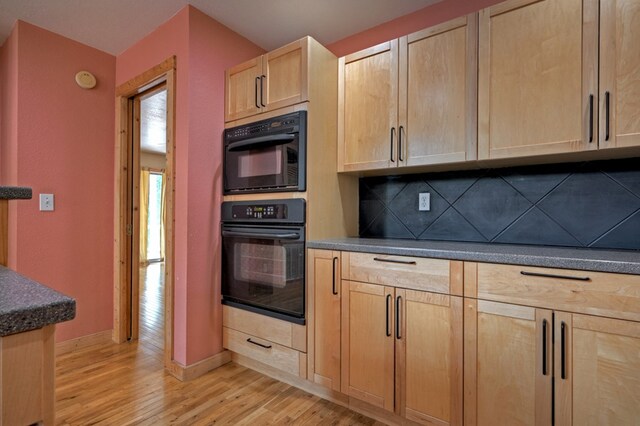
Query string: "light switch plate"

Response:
xmin=419 ymin=193 xmax=430 ymax=211
xmin=39 ymin=194 xmax=54 ymax=211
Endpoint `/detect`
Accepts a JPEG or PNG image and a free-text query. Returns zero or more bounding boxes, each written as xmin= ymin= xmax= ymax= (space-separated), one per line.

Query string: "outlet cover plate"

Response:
xmin=419 ymin=193 xmax=430 ymax=211
xmin=39 ymin=194 xmax=54 ymax=211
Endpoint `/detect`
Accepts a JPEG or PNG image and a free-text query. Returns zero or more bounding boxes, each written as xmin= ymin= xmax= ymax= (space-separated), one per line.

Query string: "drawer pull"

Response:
xmin=395 ymin=295 xmax=402 ymax=340
xmin=332 ymin=256 xmax=339 ymax=295
xmin=374 ymin=257 xmax=417 ymax=265
xmin=520 ymin=271 xmax=590 ymax=281
xmin=246 ymin=338 xmax=272 ymax=349
xmin=385 ymin=294 xmax=392 ymax=337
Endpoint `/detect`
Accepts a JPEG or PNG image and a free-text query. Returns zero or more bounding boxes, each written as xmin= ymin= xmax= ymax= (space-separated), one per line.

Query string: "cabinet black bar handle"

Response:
xmin=260 ymin=75 xmax=266 ymax=107
xmin=390 ymin=127 xmax=396 ymax=162
xmin=605 ymin=91 xmax=610 ymax=141
xmin=374 ymin=257 xmax=417 ymax=265
xmin=385 ymin=294 xmax=392 ymax=337
xmin=560 ymin=322 xmax=567 ymax=380
xmin=332 ymin=256 xmax=339 ymax=295
xmin=520 ymin=271 xmax=590 ymax=281
xmin=247 ymin=338 xmax=271 ymax=349
xmin=542 ymin=319 xmax=548 ymax=376
xmin=395 ymin=295 xmax=402 ymax=340
xmin=398 ymin=126 xmax=404 ymax=162
xmin=589 ymin=94 xmax=594 ymax=143
xmin=255 ymin=77 xmax=260 ymax=108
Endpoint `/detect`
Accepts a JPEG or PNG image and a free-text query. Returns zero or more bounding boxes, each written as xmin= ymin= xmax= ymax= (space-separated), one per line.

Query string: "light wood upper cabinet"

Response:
xmin=560 ymin=313 xmax=640 ymax=425
xmin=464 ymin=299 xmax=553 ymax=426
xmin=225 ymin=37 xmax=310 ymax=122
xmin=599 ymin=0 xmax=640 ymax=149
xmin=338 ymin=15 xmax=477 ymax=172
xmin=338 ymin=41 xmax=399 ymax=171
xmin=399 ymin=15 xmax=478 ymax=167
xmin=307 ymin=249 xmax=341 ymax=392
xmin=478 ymin=0 xmax=599 ymax=159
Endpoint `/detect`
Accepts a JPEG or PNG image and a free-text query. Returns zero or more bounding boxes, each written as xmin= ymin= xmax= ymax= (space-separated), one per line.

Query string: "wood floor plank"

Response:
xmin=55 ymin=263 xmax=375 ymax=425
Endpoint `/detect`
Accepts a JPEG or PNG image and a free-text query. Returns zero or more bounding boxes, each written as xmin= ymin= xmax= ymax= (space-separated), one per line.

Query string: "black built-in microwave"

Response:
xmin=223 ymin=111 xmax=307 ymax=194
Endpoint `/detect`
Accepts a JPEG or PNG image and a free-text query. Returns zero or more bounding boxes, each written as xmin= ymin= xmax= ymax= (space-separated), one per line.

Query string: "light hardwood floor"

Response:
xmin=55 ymin=263 xmax=378 ymax=425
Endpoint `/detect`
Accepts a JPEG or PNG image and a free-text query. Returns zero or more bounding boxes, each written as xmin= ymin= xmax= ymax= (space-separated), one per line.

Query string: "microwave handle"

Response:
xmin=227 ymin=134 xmax=296 ymax=152
xmin=222 ymin=230 xmax=300 ymax=240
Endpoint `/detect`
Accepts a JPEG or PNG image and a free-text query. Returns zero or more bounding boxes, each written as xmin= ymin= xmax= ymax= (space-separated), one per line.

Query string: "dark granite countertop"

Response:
xmin=0 ymin=186 xmax=32 ymax=200
xmin=307 ymin=238 xmax=640 ymax=275
xmin=0 ymin=266 xmax=75 ymax=337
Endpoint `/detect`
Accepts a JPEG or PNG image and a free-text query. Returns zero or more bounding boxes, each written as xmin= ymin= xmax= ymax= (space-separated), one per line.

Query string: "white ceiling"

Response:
xmin=140 ymin=89 xmax=167 ymax=155
xmin=0 ymin=0 xmax=439 ymax=55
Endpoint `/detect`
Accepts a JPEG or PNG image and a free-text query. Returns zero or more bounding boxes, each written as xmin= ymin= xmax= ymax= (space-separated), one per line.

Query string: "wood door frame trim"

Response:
xmin=113 ymin=56 xmax=177 ymax=374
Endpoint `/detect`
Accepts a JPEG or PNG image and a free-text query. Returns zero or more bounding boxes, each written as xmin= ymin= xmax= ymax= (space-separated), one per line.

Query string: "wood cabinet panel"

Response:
xmin=464 ymin=299 xmax=552 ymax=426
xmin=307 ymin=249 xmax=341 ymax=391
xmin=263 ymin=38 xmax=308 ymax=112
xmin=343 ymin=251 xmax=451 ymax=295
xmin=556 ymin=313 xmax=640 ymax=426
xmin=225 ymin=57 xmax=262 ymax=122
xmin=478 ymin=0 xmax=598 ymax=159
xmin=599 ymin=0 xmax=640 ymax=149
xmin=338 ymin=41 xmax=398 ymax=172
xmin=475 ymin=263 xmax=640 ymax=322
xmin=397 ymin=290 xmax=463 ymax=425
xmin=399 ymin=15 xmax=477 ymax=167
xmin=341 ymin=281 xmax=395 ymax=411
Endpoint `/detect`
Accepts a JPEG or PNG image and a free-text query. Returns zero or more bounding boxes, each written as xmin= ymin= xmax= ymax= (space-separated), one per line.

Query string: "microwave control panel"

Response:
xmin=231 ymin=204 xmax=287 ymax=220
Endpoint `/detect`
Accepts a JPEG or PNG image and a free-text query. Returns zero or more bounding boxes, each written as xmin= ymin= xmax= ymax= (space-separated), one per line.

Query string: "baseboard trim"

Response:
xmin=167 ymin=350 xmax=231 ymax=381
xmin=56 ymin=330 xmax=113 ymax=355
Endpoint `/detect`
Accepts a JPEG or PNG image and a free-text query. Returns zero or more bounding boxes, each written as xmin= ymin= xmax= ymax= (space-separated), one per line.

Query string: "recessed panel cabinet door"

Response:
xmin=399 ymin=15 xmax=477 ymax=167
xmin=338 ymin=41 xmax=399 ymax=172
xmin=225 ymin=57 xmax=262 ymax=122
xmin=555 ymin=313 xmax=640 ymax=426
xmin=478 ymin=0 xmax=598 ymax=159
xmin=464 ymin=299 xmax=553 ymax=426
xmin=263 ymin=38 xmax=309 ymax=112
xmin=341 ymin=281 xmax=395 ymax=412
xmin=307 ymin=249 xmax=341 ymax=392
xmin=396 ymin=290 xmax=463 ymax=425
xmin=599 ymin=0 xmax=640 ymax=149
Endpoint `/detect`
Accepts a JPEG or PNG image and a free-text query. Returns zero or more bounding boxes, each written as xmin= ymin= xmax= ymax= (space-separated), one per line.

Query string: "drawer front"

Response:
xmin=475 ymin=263 xmax=640 ymax=322
xmin=344 ymin=252 xmax=454 ymax=295
xmin=223 ymin=327 xmax=305 ymax=377
xmin=222 ymin=306 xmax=306 ymax=352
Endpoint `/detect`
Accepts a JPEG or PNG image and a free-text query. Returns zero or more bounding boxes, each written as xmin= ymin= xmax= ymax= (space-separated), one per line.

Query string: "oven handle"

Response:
xmin=227 ymin=134 xmax=296 ymax=152
xmin=222 ymin=230 xmax=301 ymax=240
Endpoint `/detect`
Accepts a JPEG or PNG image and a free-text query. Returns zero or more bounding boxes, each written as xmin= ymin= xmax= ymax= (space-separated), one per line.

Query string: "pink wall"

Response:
xmin=116 ymin=5 xmax=263 ymax=365
xmin=0 ymin=21 xmax=116 ymax=342
xmin=327 ymin=0 xmax=503 ymax=57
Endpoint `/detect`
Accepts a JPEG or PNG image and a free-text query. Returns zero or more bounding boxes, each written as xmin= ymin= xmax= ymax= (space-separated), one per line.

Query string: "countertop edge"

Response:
xmin=307 ymin=240 xmax=640 ymax=275
xmin=0 ymin=186 xmax=32 ymax=200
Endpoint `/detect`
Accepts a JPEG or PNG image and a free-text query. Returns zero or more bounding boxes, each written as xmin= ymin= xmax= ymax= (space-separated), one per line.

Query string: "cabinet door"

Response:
xmin=262 ymin=37 xmax=308 ymax=112
xmin=307 ymin=249 xmax=341 ymax=392
xmin=341 ymin=281 xmax=394 ymax=411
xmin=399 ymin=14 xmax=477 ymax=167
xmin=554 ymin=312 xmax=640 ymax=426
xmin=464 ymin=299 xmax=552 ymax=426
xmin=478 ymin=0 xmax=598 ymax=159
xmin=599 ymin=0 xmax=640 ymax=149
xmin=225 ymin=56 xmax=262 ymax=122
xmin=396 ymin=290 xmax=463 ymax=425
xmin=338 ymin=41 xmax=399 ymax=172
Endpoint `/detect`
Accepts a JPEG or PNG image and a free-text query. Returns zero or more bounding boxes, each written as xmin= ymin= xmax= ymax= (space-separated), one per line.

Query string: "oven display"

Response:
xmin=231 ymin=204 xmax=287 ymax=220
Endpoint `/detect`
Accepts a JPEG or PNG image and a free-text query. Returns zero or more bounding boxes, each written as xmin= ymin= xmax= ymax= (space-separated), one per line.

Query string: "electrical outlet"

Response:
xmin=39 ymin=194 xmax=54 ymax=211
xmin=419 ymin=193 xmax=430 ymax=211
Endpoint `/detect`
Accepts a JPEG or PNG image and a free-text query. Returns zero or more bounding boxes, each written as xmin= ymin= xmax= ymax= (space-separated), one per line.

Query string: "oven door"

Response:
xmin=221 ymin=224 xmax=305 ymax=323
xmin=224 ymin=133 xmax=304 ymax=194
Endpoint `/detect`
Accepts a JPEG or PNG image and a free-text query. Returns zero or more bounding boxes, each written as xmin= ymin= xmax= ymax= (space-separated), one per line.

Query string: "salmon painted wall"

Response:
xmin=0 ymin=28 xmax=19 ymax=266
xmin=1 ymin=21 xmax=116 ymax=342
xmin=327 ymin=0 xmax=503 ymax=57
xmin=116 ymin=5 xmax=263 ymax=365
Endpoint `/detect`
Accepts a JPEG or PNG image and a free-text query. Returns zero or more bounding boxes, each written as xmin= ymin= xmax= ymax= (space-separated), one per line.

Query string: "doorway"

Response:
xmin=114 ymin=57 xmax=176 ymax=372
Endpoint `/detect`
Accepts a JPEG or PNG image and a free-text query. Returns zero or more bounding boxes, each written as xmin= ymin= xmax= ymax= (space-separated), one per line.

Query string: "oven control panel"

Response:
xmin=222 ymin=198 xmax=305 ymax=224
xmin=231 ymin=204 xmax=287 ymax=220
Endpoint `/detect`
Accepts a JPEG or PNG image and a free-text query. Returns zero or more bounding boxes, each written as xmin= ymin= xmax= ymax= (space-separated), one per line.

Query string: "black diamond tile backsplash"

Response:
xmin=359 ymin=158 xmax=640 ymax=250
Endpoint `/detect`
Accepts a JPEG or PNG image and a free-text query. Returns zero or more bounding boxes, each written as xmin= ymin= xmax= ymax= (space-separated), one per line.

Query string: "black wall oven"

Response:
xmin=223 ymin=111 xmax=307 ymax=194
xmin=221 ymin=199 xmax=306 ymax=324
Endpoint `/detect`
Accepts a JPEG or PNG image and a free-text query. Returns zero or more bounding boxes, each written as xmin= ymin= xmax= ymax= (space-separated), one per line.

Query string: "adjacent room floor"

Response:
xmin=54 ymin=263 xmax=378 ymax=425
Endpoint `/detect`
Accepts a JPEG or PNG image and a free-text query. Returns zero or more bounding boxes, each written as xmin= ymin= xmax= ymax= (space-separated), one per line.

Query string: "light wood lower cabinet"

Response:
xmin=341 ymin=279 xmax=463 ymax=424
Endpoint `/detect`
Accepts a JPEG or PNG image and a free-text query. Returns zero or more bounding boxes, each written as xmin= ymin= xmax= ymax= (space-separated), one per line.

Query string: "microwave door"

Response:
xmin=227 ymin=134 xmax=295 ymax=152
